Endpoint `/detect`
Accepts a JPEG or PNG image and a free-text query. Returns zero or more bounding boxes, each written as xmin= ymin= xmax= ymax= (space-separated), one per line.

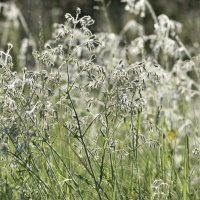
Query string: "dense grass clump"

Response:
xmin=0 ymin=1 xmax=200 ymax=199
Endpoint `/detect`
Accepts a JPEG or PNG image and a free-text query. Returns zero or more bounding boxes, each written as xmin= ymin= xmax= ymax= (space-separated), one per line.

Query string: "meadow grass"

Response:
xmin=0 ymin=1 xmax=200 ymax=199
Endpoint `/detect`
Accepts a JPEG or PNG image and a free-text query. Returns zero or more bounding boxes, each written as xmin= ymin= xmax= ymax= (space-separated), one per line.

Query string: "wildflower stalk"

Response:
xmin=66 ymin=91 xmax=103 ymax=200
xmin=144 ymin=0 xmax=191 ymax=59
xmin=104 ymin=111 xmax=122 ymax=198
xmin=101 ymin=0 xmax=112 ymax=33
xmin=136 ymin=111 xmax=141 ymax=199
xmin=44 ymin=140 xmax=84 ymax=199
xmin=32 ymin=141 xmax=66 ymax=199
xmin=144 ymin=0 xmax=158 ymax=24
xmin=183 ymin=135 xmax=189 ymax=200
xmin=161 ymin=130 xmax=166 ymax=180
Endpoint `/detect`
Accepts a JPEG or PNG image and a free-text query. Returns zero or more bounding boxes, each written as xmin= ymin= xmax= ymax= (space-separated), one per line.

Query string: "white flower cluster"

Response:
xmin=121 ymin=0 xmax=146 ymax=17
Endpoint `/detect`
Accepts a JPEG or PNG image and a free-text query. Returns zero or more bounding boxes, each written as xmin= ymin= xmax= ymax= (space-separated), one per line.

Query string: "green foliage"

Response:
xmin=0 ymin=1 xmax=200 ymax=199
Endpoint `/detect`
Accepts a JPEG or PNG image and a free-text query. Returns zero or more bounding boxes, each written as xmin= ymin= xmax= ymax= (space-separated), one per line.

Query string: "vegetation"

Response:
xmin=0 ymin=0 xmax=200 ymax=199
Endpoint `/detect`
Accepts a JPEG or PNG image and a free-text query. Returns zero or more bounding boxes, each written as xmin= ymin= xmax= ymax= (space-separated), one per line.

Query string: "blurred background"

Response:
xmin=0 ymin=0 xmax=200 ymax=70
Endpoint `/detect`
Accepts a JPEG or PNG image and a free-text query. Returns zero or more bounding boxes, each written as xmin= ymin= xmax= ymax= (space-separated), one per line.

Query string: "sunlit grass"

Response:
xmin=0 ymin=1 xmax=200 ymax=199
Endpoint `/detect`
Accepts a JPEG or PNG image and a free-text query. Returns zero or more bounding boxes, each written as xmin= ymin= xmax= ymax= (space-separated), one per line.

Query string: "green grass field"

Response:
xmin=0 ymin=1 xmax=200 ymax=199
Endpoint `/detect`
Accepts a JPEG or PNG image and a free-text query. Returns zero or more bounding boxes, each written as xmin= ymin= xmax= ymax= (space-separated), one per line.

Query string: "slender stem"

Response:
xmin=101 ymin=0 xmax=112 ymax=33
xmin=67 ymin=91 xmax=103 ymax=200
xmin=183 ymin=135 xmax=189 ymax=200
xmin=174 ymin=35 xmax=191 ymax=59
xmin=8 ymin=151 xmax=57 ymax=199
xmin=144 ymin=0 xmax=158 ymax=24
xmin=145 ymin=0 xmax=191 ymax=59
